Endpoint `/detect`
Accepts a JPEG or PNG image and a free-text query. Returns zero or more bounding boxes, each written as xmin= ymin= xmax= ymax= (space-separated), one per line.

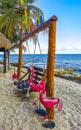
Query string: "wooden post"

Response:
xmin=8 ymin=51 xmax=10 ymax=70
xmin=3 ymin=49 xmax=6 ymax=73
xmin=17 ymin=42 xmax=23 ymax=80
xmin=46 ymin=16 xmax=57 ymax=120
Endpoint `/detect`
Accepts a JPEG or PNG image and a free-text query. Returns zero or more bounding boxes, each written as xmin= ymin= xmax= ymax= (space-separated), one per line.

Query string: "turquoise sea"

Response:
xmin=0 ymin=54 xmax=81 ymax=74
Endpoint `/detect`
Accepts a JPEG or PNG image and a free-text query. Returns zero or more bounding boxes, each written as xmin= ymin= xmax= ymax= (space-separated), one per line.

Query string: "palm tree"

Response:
xmin=0 ymin=0 xmax=44 ymax=52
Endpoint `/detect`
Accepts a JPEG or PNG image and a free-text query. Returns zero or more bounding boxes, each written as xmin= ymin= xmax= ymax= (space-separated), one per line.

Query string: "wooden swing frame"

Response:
xmin=17 ymin=16 xmax=58 ymax=120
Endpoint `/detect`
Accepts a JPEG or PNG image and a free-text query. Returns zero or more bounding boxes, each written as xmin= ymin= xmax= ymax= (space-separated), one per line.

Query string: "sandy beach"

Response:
xmin=0 ymin=67 xmax=81 ymax=130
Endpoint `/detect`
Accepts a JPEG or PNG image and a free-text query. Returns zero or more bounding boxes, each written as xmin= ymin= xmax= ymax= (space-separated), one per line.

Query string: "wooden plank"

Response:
xmin=20 ymin=71 xmax=31 ymax=81
xmin=34 ymin=76 xmax=42 ymax=81
xmin=33 ymin=66 xmax=45 ymax=72
xmin=35 ymin=71 xmax=45 ymax=77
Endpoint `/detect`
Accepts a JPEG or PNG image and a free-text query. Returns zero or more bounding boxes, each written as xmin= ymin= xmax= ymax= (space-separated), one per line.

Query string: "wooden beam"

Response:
xmin=19 ymin=71 xmax=29 ymax=81
xmin=3 ymin=49 xmax=6 ymax=73
xmin=17 ymin=42 xmax=23 ymax=80
xmin=46 ymin=17 xmax=57 ymax=120
xmin=21 ymin=16 xmax=58 ymax=43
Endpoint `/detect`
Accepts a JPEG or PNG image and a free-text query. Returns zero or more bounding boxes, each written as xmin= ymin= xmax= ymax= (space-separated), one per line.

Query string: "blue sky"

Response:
xmin=31 ymin=0 xmax=81 ymax=54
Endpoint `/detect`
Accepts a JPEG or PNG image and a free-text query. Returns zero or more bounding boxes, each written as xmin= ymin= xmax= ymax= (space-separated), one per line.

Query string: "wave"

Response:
xmin=0 ymin=54 xmax=81 ymax=74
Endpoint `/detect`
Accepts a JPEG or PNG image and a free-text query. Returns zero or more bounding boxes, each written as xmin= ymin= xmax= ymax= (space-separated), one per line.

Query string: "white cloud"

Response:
xmin=56 ymin=45 xmax=81 ymax=54
xmin=73 ymin=46 xmax=81 ymax=50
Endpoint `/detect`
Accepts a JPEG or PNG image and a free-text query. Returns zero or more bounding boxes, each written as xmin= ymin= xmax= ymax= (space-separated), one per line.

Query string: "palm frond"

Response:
xmin=20 ymin=0 xmax=25 ymax=7
xmin=5 ymin=10 xmax=16 ymax=36
xmin=24 ymin=0 xmax=36 ymax=4
xmin=27 ymin=5 xmax=44 ymax=22
xmin=0 ymin=9 xmax=14 ymax=31
xmin=21 ymin=10 xmax=29 ymax=29
xmin=21 ymin=9 xmax=32 ymax=31
xmin=11 ymin=43 xmax=19 ymax=50
xmin=7 ymin=13 xmax=18 ymax=38
xmin=31 ymin=34 xmax=38 ymax=45
xmin=0 ymin=0 xmax=45 ymax=52
xmin=28 ymin=5 xmax=44 ymax=17
xmin=23 ymin=45 xmax=27 ymax=52
xmin=0 ymin=0 xmax=18 ymax=9
xmin=11 ymin=43 xmax=27 ymax=53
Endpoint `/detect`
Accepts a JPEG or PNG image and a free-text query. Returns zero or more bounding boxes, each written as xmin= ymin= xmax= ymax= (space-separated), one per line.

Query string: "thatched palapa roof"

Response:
xmin=0 ymin=33 xmax=11 ymax=49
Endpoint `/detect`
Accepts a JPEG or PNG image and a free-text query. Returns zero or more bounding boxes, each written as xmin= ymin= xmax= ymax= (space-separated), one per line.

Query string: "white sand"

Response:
xmin=54 ymin=77 xmax=81 ymax=130
xmin=0 ymin=68 xmax=81 ymax=130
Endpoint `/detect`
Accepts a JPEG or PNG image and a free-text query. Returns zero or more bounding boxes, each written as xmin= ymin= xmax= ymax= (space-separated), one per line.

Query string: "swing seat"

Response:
xmin=32 ymin=66 xmax=46 ymax=83
xmin=14 ymin=67 xmax=31 ymax=89
xmin=14 ymin=79 xmax=30 ymax=92
xmin=17 ymin=80 xmax=29 ymax=90
xmin=15 ymin=37 xmax=46 ymax=93
xmin=14 ymin=66 xmax=46 ymax=93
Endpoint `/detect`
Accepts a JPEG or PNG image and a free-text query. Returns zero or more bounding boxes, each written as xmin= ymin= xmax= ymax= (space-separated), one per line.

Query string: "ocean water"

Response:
xmin=0 ymin=54 xmax=81 ymax=74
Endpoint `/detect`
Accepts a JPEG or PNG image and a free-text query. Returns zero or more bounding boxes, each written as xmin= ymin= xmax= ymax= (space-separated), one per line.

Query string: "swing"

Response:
xmin=27 ymin=35 xmax=47 ymax=85
xmin=13 ymin=41 xmax=31 ymax=91
xmin=14 ymin=35 xmax=47 ymax=93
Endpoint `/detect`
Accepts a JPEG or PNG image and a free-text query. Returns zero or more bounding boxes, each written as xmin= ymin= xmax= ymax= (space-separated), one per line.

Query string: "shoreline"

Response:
xmin=0 ymin=61 xmax=81 ymax=85
xmin=0 ymin=61 xmax=81 ymax=84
